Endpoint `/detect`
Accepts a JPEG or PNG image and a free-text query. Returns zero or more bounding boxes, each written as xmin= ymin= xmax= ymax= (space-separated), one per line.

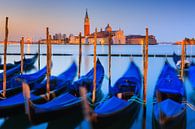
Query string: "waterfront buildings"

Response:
xmin=69 ymin=34 xmax=85 ymax=44
xmin=69 ymin=10 xmax=126 ymax=44
xmin=53 ymin=33 xmax=66 ymax=41
xmin=86 ymin=24 xmax=126 ymax=45
xmin=176 ymin=38 xmax=195 ymax=45
xmin=126 ymin=35 xmax=157 ymax=45
xmin=39 ymin=10 xmax=157 ymax=45
xmin=39 ymin=33 xmax=68 ymax=44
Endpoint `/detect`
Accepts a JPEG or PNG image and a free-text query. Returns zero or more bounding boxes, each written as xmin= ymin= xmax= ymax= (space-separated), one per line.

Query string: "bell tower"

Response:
xmin=84 ymin=9 xmax=90 ymax=36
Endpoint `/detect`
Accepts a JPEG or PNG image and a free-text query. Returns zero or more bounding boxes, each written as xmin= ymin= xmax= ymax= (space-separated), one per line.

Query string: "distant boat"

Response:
xmin=0 ymin=61 xmax=77 ymax=117
xmin=152 ymin=60 xmax=186 ymax=129
xmin=0 ymin=53 xmax=38 ymax=70
xmin=173 ymin=52 xmax=190 ymax=70
xmin=92 ymin=60 xmax=142 ymax=129
xmin=24 ymin=59 xmax=104 ymax=124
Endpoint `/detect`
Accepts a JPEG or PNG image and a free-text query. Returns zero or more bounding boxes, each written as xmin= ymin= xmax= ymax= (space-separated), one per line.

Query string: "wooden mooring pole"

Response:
xmin=20 ymin=37 xmax=24 ymax=74
xmin=180 ymin=40 xmax=185 ymax=79
xmin=3 ymin=17 xmax=9 ymax=97
xmin=78 ymin=32 xmax=82 ymax=79
xmin=46 ymin=27 xmax=51 ymax=100
xmin=143 ymin=27 xmax=148 ymax=105
xmin=142 ymin=27 xmax=149 ymax=129
xmin=38 ymin=40 xmax=41 ymax=70
xmin=92 ymin=28 xmax=97 ymax=104
xmin=108 ymin=32 xmax=112 ymax=91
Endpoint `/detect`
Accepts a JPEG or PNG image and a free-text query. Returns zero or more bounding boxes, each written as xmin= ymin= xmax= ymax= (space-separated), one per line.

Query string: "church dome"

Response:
xmin=105 ymin=24 xmax=112 ymax=32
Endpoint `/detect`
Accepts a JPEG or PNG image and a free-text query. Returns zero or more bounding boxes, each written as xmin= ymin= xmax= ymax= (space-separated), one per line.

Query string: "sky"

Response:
xmin=0 ymin=0 xmax=195 ymax=42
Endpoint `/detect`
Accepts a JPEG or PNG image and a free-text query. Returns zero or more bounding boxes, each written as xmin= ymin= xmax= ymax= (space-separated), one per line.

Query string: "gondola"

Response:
xmin=152 ymin=60 xmax=186 ymax=129
xmin=0 ymin=53 xmax=38 ymax=83
xmin=23 ymin=59 xmax=104 ymax=124
xmin=173 ymin=52 xmax=190 ymax=70
xmin=91 ymin=60 xmax=142 ymax=129
xmin=0 ymin=64 xmax=48 ymax=92
xmin=0 ymin=53 xmax=38 ymax=70
xmin=0 ymin=64 xmax=21 ymax=82
xmin=0 ymin=61 xmax=77 ymax=117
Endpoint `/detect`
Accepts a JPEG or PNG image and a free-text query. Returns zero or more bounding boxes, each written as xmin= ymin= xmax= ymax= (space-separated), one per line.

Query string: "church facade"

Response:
xmin=69 ymin=10 xmax=126 ymax=44
xmin=87 ymin=24 xmax=126 ymax=45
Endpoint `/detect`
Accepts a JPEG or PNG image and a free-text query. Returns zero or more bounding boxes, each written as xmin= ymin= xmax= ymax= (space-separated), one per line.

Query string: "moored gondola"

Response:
xmin=23 ymin=59 xmax=104 ymax=124
xmin=91 ymin=60 xmax=142 ymax=129
xmin=173 ymin=52 xmax=190 ymax=70
xmin=152 ymin=60 xmax=186 ymax=129
xmin=0 ymin=61 xmax=77 ymax=117
xmin=0 ymin=64 xmax=21 ymax=82
xmin=0 ymin=53 xmax=38 ymax=83
xmin=0 ymin=53 xmax=38 ymax=70
xmin=0 ymin=64 xmax=48 ymax=92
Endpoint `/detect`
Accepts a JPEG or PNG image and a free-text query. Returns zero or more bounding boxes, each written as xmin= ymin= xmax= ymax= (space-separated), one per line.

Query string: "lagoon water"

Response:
xmin=0 ymin=44 xmax=195 ymax=129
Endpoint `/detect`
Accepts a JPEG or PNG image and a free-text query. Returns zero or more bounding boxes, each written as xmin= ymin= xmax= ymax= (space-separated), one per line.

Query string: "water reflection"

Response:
xmin=27 ymin=44 xmax=31 ymax=54
xmin=92 ymin=102 xmax=141 ymax=129
xmin=0 ymin=115 xmax=31 ymax=129
xmin=142 ymin=105 xmax=146 ymax=129
xmin=47 ymin=113 xmax=83 ymax=129
xmin=152 ymin=105 xmax=186 ymax=129
xmin=83 ymin=45 xmax=90 ymax=74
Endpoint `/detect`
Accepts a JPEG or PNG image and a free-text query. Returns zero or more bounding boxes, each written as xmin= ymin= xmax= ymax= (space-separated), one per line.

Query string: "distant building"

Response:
xmin=69 ymin=10 xmax=126 ymax=44
xmin=68 ymin=9 xmax=157 ymax=45
xmin=39 ymin=39 xmax=64 ymax=44
xmin=69 ymin=34 xmax=86 ymax=44
xmin=39 ymin=33 xmax=67 ymax=44
xmin=126 ymin=35 xmax=157 ymax=45
xmin=84 ymin=9 xmax=90 ymax=37
xmin=176 ymin=38 xmax=195 ymax=45
xmin=87 ymin=24 xmax=126 ymax=44
xmin=69 ymin=9 xmax=90 ymax=44
xmin=53 ymin=33 xmax=66 ymax=40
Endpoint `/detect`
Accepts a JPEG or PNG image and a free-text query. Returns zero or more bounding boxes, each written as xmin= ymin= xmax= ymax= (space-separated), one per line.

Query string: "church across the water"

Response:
xmin=68 ymin=9 xmax=157 ymax=45
xmin=69 ymin=9 xmax=126 ymax=44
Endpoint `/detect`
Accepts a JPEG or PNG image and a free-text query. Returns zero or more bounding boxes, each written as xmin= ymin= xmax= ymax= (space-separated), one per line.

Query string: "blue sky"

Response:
xmin=0 ymin=0 xmax=194 ymax=42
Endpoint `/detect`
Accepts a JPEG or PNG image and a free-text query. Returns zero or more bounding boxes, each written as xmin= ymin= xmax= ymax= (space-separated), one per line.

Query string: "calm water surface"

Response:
xmin=0 ymin=44 xmax=195 ymax=129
